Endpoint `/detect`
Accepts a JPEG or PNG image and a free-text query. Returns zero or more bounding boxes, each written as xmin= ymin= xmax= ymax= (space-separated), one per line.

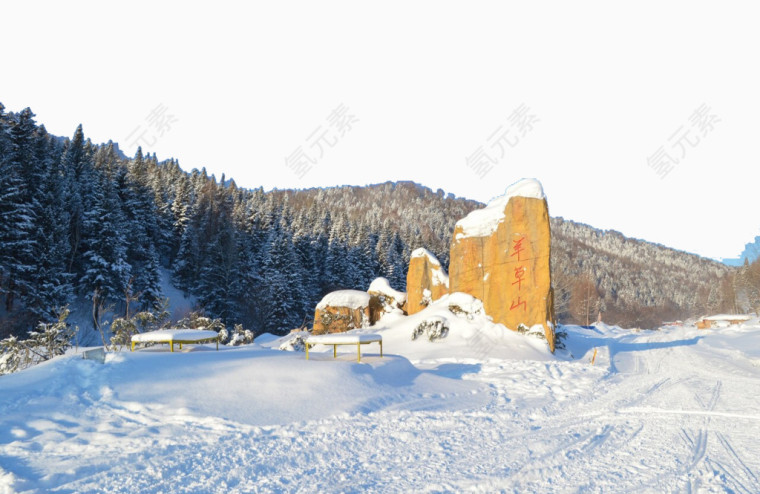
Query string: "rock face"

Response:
xmin=449 ymin=178 xmax=556 ymax=351
xmin=406 ymin=248 xmax=449 ymax=315
xmin=367 ymin=277 xmax=407 ymax=323
xmin=313 ymin=290 xmax=372 ymax=334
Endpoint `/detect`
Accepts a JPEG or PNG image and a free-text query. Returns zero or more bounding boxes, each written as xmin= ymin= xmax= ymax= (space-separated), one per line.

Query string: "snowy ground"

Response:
xmin=2 ymin=309 xmax=760 ymax=492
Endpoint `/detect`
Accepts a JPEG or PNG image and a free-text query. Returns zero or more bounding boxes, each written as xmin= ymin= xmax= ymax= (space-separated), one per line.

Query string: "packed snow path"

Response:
xmin=2 ymin=325 xmax=760 ymax=493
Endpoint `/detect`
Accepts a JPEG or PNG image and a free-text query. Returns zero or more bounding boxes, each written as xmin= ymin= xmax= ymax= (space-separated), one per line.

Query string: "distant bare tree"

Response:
xmin=551 ymin=266 xmax=573 ymax=323
xmin=570 ymin=273 xmax=601 ymax=326
xmin=735 ymin=259 xmax=760 ymax=315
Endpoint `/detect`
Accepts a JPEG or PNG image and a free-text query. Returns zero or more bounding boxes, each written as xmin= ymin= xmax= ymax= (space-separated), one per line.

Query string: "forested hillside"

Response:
xmin=0 ymin=104 xmax=739 ymax=337
xmin=551 ymin=218 xmax=734 ymax=327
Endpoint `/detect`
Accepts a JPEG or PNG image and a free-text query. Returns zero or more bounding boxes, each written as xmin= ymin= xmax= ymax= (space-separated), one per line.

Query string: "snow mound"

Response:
xmin=455 ymin=178 xmax=545 ymax=240
xmin=366 ymin=293 xmax=554 ymax=362
xmin=316 ymin=290 xmax=371 ymax=310
xmin=253 ymin=332 xmax=280 ymax=345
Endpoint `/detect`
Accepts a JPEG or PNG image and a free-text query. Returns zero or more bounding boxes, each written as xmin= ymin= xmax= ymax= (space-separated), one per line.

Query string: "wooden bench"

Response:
xmin=131 ymin=329 xmax=220 ymax=352
xmin=304 ymin=334 xmax=383 ymax=362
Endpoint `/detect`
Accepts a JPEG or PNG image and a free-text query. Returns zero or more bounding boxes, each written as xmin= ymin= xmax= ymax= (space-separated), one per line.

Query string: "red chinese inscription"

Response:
xmin=510 ymin=296 xmax=527 ymax=312
xmin=512 ymin=265 xmax=526 ymax=290
xmin=511 ymin=236 xmax=526 ymax=262
xmin=510 ymin=235 xmax=528 ymax=312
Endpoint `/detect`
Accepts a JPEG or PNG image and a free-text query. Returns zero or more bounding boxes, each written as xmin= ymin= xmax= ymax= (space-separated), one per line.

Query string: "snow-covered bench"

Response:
xmin=304 ymin=334 xmax=383 ymax=362
xmin=131 ymin=329 xmax=220 ymax=352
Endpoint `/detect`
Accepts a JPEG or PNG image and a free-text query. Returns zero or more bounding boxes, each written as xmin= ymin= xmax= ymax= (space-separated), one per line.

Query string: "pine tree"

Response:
xmin=378 ymin=231 xmax=406 ymax=290
xmin=29 ymin=126 xmax=73 ymax=320
xmin=259 ymin=216 xmax=306 ymax=333
xmin=195 ymin=183 xmax=239 ymax=323
xmin=0 ymin=108 xmax=38 ymax=315
xmin=118 ymin=148 xmax=163 ymax=310
xmin=61 ymin=124 xmax=89 ymax=276
xmin=79 ymin=170 xmax=131 ymax=327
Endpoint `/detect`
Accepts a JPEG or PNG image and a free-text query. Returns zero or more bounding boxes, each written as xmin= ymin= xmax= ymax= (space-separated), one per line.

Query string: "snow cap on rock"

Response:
xmin=455 ymin=178 xmax=546 ymax=240
xmin=368 ymin=277 xmax=407 ymax=304
xmin=411 ymin=248 xmax=442 ymax=266
xmin=316 ymin=290 xmax=371 ymax=310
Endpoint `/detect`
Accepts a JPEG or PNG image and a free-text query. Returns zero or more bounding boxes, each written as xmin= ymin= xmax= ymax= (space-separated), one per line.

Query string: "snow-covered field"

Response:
xmin=2 ymin=303 xmax=760 ymax=492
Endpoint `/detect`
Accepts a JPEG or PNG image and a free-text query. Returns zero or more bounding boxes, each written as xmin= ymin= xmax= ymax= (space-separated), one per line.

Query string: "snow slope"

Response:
xmin=2 ymin=313 xmax=760 ymax=492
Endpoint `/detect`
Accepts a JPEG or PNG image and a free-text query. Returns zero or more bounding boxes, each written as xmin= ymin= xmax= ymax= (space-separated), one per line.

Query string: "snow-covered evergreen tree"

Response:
xmin=0 ymin=108 xmax=39 ymax=316
xmin=79 ymin=169 xmax=131 ymax=327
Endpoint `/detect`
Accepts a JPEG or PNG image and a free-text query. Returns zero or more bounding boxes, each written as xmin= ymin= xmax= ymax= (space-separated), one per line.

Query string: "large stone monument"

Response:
xmin=405 ymin=248 xmax=449 ymax=315
xmin=448 ymin=178 xmax=555 ymax=351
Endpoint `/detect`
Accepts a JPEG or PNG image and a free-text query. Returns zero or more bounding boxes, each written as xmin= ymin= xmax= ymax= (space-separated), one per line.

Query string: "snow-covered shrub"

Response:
xmin=109 ymin=306 xmax=172 ymax=351
xmin=0 ymin=336 xmax=22 ymax=375
xmin=279 ymin=332 xmax=307 ymax=352
xmin=133 ymin=311 xmax=159 ymax=332
xmin=109 ymin=317 xmax=138 ymax=351
xmin=227 ymin=324 xmax=255 ymax=346
xmin=412 ymin=316 xmax=450 ymax=342
xmin=0 ymin=308 xmax=77 ymax=376
xmin=448 ymin=293 xmax=485 ymax=320
xmin=176 ymin=312 xmax=226 ymax=332
xmin=218 ymin=327 xmax=230 ymax=344
xmin=554 ymin=326 xmax=568 ymax=350
xmin=26 ymin=310 xmax=76 ymax=359
xmin=517 ymin=323 xmax=550 ymax=342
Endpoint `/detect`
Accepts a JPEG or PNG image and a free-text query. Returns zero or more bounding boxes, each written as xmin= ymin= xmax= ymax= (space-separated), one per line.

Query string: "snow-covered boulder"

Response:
xmin=406 ymin=248 xmax=449 ymax=315
xmin=367 ymin=277 xmax=407 ymax=321
xmin=449 ymin=178 xmax=556 ymax=351
xmin=313 ymin=290 xmax=372 ymax=334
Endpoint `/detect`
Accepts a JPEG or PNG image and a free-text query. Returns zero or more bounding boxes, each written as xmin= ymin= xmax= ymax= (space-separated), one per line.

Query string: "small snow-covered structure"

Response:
xmin=406 ymin=248 xmax=449 ymax=315
xmin=449 ymin=178 xmax=556 ymax=352
xmin=313 ymin=290 xmax=372 ymax=334
xmin=696 ymin=314 xmax=752 ymax=330
xmin=367 ymin=277 xmax=407 ymax=321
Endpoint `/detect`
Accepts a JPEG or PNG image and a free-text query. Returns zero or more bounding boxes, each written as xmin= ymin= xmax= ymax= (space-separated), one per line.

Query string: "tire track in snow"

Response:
xmin=689 ymin=381 xmax=721 ymax=470
xmin=680 ymin=428 xmax=708 ymax=472
xmin=620 ymin=376 xmax=693 ymax=410
xmin=458 ymin=421 xmax=649 ymax=492
xmin=715 ymin=431 xmax=759 ymax=488
xmin=708 ymin=380 xmax=722 ymax=411
xmin=675 ymin=379 xmax=723 ymax=490
xmin=708 ymin=459 xmax=755 ymax=494
xmin=694 ymin=380 xmax=722 ymax=412
xmin=506 ymin=423 xmax=636 ymax=483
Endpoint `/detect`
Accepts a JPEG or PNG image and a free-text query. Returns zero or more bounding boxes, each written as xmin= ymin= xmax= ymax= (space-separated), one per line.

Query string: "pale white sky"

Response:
xmin=2 ymin=1 xmax=758 ymax=261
